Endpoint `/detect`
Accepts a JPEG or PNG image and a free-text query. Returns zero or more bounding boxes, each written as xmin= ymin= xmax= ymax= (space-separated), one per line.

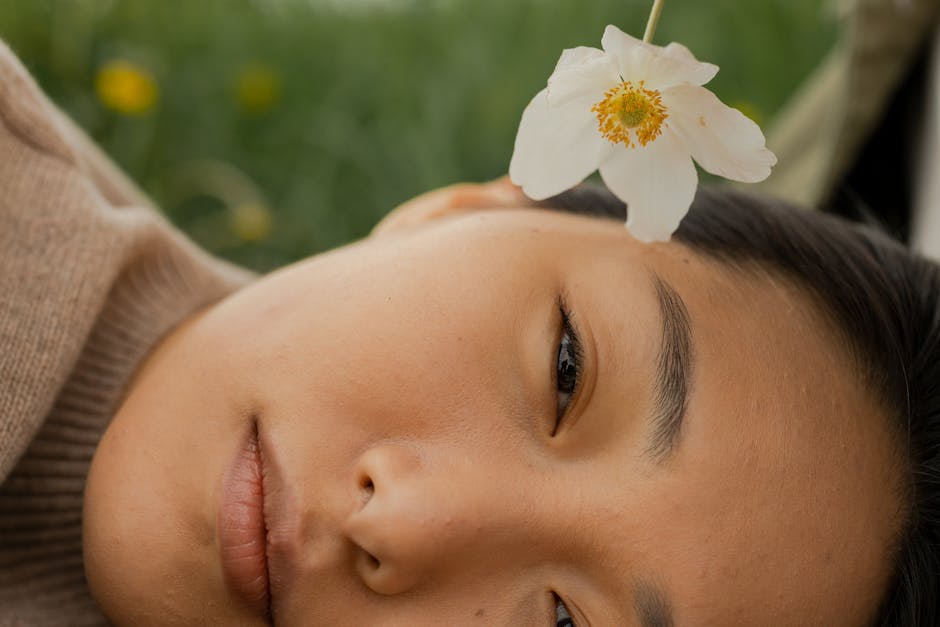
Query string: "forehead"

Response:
xmin=660 ymin=264 xmax=898 ymax=621
xmin=557 ymin=222 xmax=901 ymax=624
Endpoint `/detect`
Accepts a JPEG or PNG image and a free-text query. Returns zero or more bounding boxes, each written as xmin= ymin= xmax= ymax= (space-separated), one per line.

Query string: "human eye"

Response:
xmin=554 ymin=299 xmax=584 ymax=429
xmin=554 ymin=593 xmax=577 ymax=627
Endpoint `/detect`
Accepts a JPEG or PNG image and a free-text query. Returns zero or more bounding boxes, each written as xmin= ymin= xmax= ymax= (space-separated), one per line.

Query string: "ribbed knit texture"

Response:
xmin=0 ymin=42 xmax=255 ymax=625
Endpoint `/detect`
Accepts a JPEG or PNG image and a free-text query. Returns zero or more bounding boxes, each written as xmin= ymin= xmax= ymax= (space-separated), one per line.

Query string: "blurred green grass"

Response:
xmin=0 ymin=0 xmax=837 ymax=271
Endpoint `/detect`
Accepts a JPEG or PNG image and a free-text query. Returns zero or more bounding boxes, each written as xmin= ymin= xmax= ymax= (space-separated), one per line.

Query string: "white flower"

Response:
xmin=509 ymin=25 xmax=777 ymax=242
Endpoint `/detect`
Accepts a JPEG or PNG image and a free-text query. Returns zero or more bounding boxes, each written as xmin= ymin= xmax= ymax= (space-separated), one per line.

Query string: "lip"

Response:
xmin=256 ymin=422 xmax=300 ymax=620
xmin=219 ymin=420 xmax=272 ymax=619
xmin=220 ymin=419 xmax=301 ymax=622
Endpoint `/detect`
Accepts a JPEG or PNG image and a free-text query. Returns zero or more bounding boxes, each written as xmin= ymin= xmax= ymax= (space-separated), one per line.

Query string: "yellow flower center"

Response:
xmin=591 ymin=81 xmax=668 ymax=148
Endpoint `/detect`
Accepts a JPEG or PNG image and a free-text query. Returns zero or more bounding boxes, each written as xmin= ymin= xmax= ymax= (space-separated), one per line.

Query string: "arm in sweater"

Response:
xmin=0 ymin=40 xmax=252 ymax=481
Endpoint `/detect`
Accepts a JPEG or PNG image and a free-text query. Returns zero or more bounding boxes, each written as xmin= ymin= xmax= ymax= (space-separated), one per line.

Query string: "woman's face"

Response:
xmin=84 ymin=184 xmax=902 ymax=626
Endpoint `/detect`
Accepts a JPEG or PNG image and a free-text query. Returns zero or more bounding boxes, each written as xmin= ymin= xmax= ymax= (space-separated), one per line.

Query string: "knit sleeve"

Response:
xmin=0 ymin=40 xmax=253 ymax=480
xmin=0 ymin=40 xmax=112 ymax=479
xmin=0 ymin=40 xmax=254 ymax=622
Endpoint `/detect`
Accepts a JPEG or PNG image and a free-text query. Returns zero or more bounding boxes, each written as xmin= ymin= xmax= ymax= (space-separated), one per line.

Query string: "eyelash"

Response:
xmin=550 ymin=302 xmax=583 ymax=626
xmin=554 ymin=301 xmax=584 ymax=432
xmin=554 ymin=593 xmax=577 ymax=627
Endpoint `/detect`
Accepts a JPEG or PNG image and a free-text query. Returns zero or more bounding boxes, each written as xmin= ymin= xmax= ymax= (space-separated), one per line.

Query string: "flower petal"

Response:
xmin=598 ymin=132 xmax=697 ymax=242
xmin=600 ymin=24 xmax=647 ymax=66
xmin=554 ymin=46 xmax=607 ymax=73
xmin=547 ymin=48 xmax=620 ymax=108
xmin=510 ymin=88 xmax=612 ymax=200
xmin=600 ymin=25 xmax=718 ymax=90
xmin=664 ymin=84 xmax=777 ymax=183
xmin=662 ymin=42 xmax=698 ymax=64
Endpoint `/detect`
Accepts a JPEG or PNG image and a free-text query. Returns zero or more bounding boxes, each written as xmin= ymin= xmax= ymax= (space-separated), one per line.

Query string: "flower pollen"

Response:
xmin=591 ymin=81 xmax=668 ymax=148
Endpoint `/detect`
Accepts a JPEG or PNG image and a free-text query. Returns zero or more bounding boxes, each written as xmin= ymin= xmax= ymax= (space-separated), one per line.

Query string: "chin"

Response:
xmin=83 ymin=410 xmax=236 ymax=625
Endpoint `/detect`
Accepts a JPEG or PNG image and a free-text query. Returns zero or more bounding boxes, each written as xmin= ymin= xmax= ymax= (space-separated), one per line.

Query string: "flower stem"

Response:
xmin=643 ymin=0 xmax=665 ymax=43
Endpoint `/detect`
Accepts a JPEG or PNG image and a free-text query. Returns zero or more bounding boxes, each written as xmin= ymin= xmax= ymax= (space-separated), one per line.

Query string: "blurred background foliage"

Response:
xmin=0 ymin=0 xmax=837 ymax=271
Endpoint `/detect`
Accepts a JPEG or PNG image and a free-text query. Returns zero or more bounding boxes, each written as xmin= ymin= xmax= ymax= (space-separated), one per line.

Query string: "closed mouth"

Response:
xmin=219 ymin=419 xmax=273 ymax=621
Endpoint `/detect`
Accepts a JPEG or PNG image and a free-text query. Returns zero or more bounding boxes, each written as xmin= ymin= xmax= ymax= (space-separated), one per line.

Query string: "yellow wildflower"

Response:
xmin=230 ymin=203 xmax=273 ymax=242
xmin=95 ymin=59 xmax=158 ymax=116
xmin=234 ymin=63 xmax=281 ymax=115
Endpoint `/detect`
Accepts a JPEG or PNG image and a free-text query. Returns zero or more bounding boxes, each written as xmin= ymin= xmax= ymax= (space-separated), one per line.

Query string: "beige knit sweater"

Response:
xmin=0 ymin=42 xmax=255 ymax=624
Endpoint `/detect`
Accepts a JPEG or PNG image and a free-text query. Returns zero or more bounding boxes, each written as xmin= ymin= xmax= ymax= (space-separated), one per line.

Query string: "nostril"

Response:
xmin=354 ymin=544 xmax=418 ymax=596
xmin=354 ymin=547 xmax=382 ymax=583
xmin=357 ymin=474 xmax=375 ymax=507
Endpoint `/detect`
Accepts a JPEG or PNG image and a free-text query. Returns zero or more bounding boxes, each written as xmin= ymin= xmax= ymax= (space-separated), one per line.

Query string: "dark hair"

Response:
xmin=541 ymin=183 xmax=940 ymax=627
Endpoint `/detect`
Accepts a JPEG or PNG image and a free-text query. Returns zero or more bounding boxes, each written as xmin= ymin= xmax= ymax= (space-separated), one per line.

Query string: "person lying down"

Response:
xmin=1 ymin=40 xmax=938 ymax=627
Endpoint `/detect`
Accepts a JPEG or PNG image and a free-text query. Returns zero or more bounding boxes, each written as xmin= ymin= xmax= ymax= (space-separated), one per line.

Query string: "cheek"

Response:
xmin=224 ymin=233 xmax=556 ymax=448
xmin=251 ymin=282 xmax=534 ymax=460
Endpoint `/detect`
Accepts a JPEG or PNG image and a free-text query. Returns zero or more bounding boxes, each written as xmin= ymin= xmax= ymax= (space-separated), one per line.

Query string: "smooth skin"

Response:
xmin=84 ymin=181 xmax=903 ymax=626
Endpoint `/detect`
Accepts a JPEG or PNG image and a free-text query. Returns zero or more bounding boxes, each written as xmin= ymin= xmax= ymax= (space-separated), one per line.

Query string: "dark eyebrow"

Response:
xmin=646 ymin=274 xmax=694 ymax=464
xmin=624 ymin=277 xmax=689 ymax=627
xmin=634 ymin=579 xmax=676 ymax=627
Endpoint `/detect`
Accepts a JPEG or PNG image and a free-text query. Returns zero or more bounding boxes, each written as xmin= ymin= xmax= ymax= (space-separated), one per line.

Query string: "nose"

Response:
xmin=343 ymin=443 xmax=489 ymax=595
